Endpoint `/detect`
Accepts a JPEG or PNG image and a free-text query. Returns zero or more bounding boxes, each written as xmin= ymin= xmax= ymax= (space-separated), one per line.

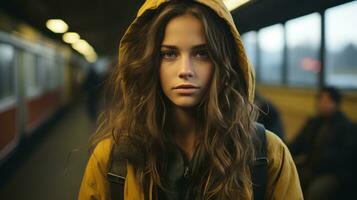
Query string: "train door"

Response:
xmin=23 ymin=52 xmax=47 ymax=134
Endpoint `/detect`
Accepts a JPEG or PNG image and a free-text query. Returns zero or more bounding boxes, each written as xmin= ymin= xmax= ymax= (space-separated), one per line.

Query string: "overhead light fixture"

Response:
xmin=223 ymin=0 xmax=250 ymax=11
xmin=46 ymin=19 xmax=68 ymax=33
xmin=63 ymin=32 xmax=80 ymax=44
xmin=85 ymin=53 xmax=98 ymax=63
xmin=72 ymin=39 xmax=93 ymax=54
xmin=72 ymin=39 xmax=97 ymax=63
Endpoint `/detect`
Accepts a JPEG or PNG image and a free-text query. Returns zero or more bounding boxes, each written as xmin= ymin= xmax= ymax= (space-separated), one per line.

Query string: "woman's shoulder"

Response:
xmin=265 ymin=130 xmax=292 ymax=168
xmin=265 ymin=130 xmax=286 ymax=156
xmin=91 ymin=137 xmax=114 ymax=168
xmin=264 ymin=130 xmax=303 ymax=199
xmin=94 ymin=137 xmax=114 ymax=154
xmin=78 ymin=137 xmax=114 ymax=199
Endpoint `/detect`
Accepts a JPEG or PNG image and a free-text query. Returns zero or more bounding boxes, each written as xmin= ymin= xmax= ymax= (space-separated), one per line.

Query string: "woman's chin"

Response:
xmin=170 ymin=99 xmax=200 ymax=108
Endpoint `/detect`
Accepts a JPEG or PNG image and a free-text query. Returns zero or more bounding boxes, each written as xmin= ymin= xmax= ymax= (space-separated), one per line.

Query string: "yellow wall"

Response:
xmin=258 ymin=85 xmax=357 ymax=143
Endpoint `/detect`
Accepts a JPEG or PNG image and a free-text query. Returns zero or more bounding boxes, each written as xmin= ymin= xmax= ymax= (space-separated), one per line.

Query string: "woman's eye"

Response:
xmin=161 ymin=51 xmax=177 ymax=59
xmin=192 ymin=50 xmax=209 ymax=59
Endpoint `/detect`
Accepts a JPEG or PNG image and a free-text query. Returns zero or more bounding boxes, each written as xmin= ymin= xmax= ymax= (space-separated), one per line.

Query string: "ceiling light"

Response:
xmin=71 ymin=39 xmax=97 ymax=62
xmin=72 ymin=39 xmax=93 ymax=54
xmin=46 ymin=19 xmax=68 ymax=33
xmin=223 ymin=0 xmax=250 ymax=11
xmin=85 ymin=53 xmax=98 ymax=63
xmin=63 ymin=32 xmax=80 ymax=44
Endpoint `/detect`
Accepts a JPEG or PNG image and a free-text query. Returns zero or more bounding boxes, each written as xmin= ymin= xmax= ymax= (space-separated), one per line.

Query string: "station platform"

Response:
xmin=0 ymin=102 xmax=95 ymax=200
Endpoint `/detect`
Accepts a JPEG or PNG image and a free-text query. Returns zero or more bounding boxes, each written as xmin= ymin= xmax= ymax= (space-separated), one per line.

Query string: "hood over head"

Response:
xmin=118 ymin=0 xmax=255 ymax=102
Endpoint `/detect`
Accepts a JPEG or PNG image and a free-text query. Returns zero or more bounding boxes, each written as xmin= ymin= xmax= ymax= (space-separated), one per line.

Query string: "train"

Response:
xmin=0 ymin=11 xmax=87 ymax=165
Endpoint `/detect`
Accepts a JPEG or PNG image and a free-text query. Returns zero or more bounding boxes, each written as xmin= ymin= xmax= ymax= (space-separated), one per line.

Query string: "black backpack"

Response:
xmin=107 ymin=123 xmax=268 ymax=200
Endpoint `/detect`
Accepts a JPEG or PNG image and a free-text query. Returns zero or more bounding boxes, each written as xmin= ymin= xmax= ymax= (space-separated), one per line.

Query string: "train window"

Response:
xmin=24 ymin=52 xmax=41 ymax=97
xmin=51 ymin=59 xmax=59 ymax=89
xmin=46 ymin=57 xmax=57 ymax=90
xmin=242 ymin=31 xmax=258 ymax=69
xmin=0 ymin=43 xmax=15 ymax=100
xmin=286 ymin=13 xmax=321 ymax=87
xmin=325 ymin=1 xmax=357 ymax=89
xmin=37 ymin=56 xmax=50 ymax=91
xmin=258 ymin=24 xmax=284 ymax=84
xmin=56 ymin=58 xmax=65 ymax=88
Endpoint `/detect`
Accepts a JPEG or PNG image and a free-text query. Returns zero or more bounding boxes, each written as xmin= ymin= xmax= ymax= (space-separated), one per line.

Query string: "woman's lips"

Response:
xmin=173 ymin=84 xmax=200 ymax=95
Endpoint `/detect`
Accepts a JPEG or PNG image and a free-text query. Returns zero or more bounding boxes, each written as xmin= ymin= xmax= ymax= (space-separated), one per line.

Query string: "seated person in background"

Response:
xmin=255 ymin=92 xmax=285 ymax=140
xmin=289 ymin=86 xmax=355 ymax=200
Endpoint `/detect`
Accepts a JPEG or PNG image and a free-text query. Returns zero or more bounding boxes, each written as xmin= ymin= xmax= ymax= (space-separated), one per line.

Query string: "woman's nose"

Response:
xmin=178 ymin=55 xmax=194 ymax=79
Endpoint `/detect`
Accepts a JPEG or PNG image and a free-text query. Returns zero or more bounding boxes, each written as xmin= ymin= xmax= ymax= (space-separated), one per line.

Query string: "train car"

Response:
xmin=0 ymin=12 xmax=87 ymax=164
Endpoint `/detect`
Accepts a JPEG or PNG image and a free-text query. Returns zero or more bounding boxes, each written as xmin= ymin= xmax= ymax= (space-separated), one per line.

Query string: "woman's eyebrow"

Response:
xmin=161 ymin=45 xmax=178 ymax=50
xmin=161 ymin=44 xmax=208 ymax=50
xmin=192 ymin=44 xmax=208 ymax=50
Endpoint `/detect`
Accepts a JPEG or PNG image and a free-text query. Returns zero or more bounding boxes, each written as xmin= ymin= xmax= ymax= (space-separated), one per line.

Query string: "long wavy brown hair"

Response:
xmin=91 ymin=1 xmax=258 ymax=199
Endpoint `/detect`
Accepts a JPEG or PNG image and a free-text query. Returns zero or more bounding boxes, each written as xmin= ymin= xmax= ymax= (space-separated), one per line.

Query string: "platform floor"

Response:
xmin=0 ymin=103 xmax=95 ymax=200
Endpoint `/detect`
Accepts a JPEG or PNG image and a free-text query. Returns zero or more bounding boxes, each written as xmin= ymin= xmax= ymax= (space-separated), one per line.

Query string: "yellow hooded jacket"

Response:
xmin=78 ymin=0 xmax=303 ymax=199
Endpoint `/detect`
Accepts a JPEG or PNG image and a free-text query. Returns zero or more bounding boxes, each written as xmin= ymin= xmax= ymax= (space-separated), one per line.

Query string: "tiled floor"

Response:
xmin=0 ymin=103 xmax=95 ymax=200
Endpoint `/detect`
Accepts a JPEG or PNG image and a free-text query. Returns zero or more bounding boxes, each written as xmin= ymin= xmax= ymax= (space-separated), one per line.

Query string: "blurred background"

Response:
xmin=0 ymin=0 xmax=356 ymax=199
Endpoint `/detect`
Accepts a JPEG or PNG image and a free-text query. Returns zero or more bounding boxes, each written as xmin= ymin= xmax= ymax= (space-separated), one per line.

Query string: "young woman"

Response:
xmin=78 ymin=0 xmax=302 ymax=199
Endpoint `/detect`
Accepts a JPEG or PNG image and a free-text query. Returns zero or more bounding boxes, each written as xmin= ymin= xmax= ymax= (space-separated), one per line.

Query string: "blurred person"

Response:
xmin=84 ymin=65 xmax=104 ymax=121
xmin=255 ymin=92 xmax=285 ymax=140
xmin=289 ymin=86 xmax=355 ymax=199
xmin=78 ymin=0 xmax=302 ymax=199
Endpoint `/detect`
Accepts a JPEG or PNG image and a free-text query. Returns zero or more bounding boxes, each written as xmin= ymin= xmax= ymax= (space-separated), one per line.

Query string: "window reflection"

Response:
xmin=258 ymin=24 xmax=284 ymax=84
xmin=0 ymin=43 xmax=15 ymax=99
xmin=24 ymin=52 xmax=41 ymax=97
xmin=326 ymin=1 xmax=357 ymax=89
xmin=242 ymin=31 xmax=257 ymax=69
xmin=286 ymin=13 xmax=321 ymax=86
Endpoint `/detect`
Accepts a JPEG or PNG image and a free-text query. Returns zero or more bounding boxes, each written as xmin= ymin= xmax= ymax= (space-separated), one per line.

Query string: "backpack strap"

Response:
xmin=253 ymin=123 xmax=268 ymax=200
xmin=107 ymin=143 xmax=127 ymax=200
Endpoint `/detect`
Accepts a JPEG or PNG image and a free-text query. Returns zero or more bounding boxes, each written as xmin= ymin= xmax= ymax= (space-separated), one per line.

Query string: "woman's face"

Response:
xmin=159 ymin=14 xmax=213 ymax=108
